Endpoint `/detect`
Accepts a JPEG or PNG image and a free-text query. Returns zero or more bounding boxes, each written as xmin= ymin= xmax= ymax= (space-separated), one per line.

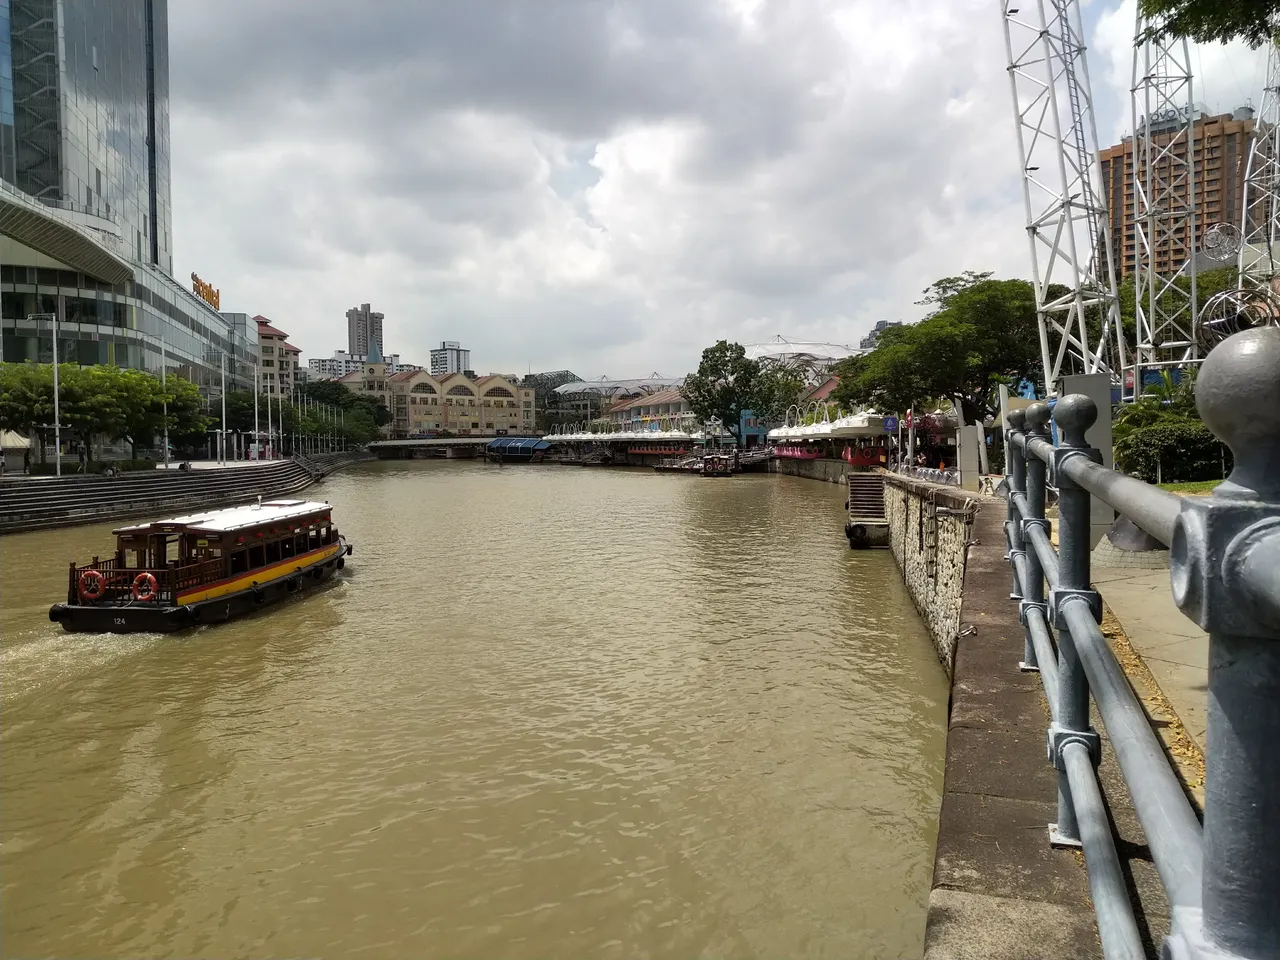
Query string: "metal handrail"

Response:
xmin=1001 ymin=327 xmax=1280 ymax=960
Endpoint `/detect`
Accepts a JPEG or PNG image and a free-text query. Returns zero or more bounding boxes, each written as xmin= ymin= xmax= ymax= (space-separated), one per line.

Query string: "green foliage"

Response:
xmin=212 ymin=385 xmax=381 ymax=447
xmin=831 ymin=274 xmax=1040 ymax=423
xmin=752 ymin=364 xmax=806 ymax=425
xmin=1114 ymin=420 xmax=1231 ymax=483
xmin=1139 ymin=0 xmax=1280 ymax=47
xmin=681 ymin=341 xmax=763 ymax=442
xmin=1158 ymin=480 xmax=1222 ymax=494
xmin=1115 ymin=266 xmax=1237 ymax=344
xmin=1112 ymin=369 xmax=1199 ymax=444
xmin=299 ymin=380 xmax=391 ymax=428
xmin=0 ymin=362 xmax=209 ymax=460
xmin=916 ymin=271 xmax=994 ymax=308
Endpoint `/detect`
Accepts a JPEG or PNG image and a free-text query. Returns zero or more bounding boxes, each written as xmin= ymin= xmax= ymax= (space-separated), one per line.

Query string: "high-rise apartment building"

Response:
xmin=346 ymin=303 xmax=384 ymax=356
xmin=430 ymin=341 xmax=470 ymax=377
xmin=1098 ymin=108 xmax=1256 ymax=281
xmin=859 ymin=320 xmax=903 ymax=350
xmin=1 ymin=0 xmax=257 ymax=394
xmin=309 ymin=349 xmax=420 ymax=379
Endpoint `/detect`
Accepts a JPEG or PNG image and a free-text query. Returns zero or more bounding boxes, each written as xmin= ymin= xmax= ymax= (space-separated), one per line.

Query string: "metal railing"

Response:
xmin=1001 ymin=327 xmax=1280 ymax=960
xmin=894 ymin=464 xmax=959 ymax=486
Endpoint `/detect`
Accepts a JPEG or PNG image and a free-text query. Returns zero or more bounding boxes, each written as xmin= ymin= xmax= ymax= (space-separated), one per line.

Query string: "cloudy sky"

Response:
xmin=167 ymin=0 xmax=1266 ymax=379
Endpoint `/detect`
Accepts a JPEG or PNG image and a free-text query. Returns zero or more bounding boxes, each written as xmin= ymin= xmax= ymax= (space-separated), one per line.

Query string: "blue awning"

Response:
xmin=486 ymin=437 xmax=551 ymax=452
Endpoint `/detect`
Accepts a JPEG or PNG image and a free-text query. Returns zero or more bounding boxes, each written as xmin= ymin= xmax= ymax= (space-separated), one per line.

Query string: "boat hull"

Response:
xmin=50 ymin=547 xmax=349 ymax=634
xmin=845 ymin=521 xmax=890 ymax=549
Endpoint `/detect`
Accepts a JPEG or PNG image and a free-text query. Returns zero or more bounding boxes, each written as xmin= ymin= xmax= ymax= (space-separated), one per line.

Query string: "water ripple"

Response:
xmin=1 ymin=462 xmax=948 ymax=959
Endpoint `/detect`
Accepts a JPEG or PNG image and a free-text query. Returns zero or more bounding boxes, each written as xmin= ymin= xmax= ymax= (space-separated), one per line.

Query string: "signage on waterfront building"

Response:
xmin=883 ymin=416 xmax=899 ymax=432
xmin=190 ymin=273 xmax=221 ymax=309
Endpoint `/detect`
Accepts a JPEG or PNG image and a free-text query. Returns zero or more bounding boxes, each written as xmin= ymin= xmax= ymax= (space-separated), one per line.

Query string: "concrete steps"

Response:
xmin=0 ymin=461 xmax=316 ymax=534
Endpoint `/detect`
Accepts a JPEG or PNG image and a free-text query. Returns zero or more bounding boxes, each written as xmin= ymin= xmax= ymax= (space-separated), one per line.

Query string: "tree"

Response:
xmin=917 ymin=271 xmax=994 ymax=310
xmin=0 ymin=362 xmax=210 ymax=460
xmin=0 ymin=363 xmax=54 ymax=462
xmin=831 ymin=275 xmax=1041 ymax=424
xmin=59 ymin=366 xmax=128 ymax=462
xmin=299 ymin=380 xmax=391 ymax=427
xmin=753 ymin=364 xmax=806 ymax=425
xmin=1112 ymin=368 xmax=1199 ymax=444
xmin=681 ymin=340 xmax=763 ymax=444
xmin=1140 ymin=0 xmax=1280 ymax=47
xmin=166 ymin=378 xmax=210 ymax=450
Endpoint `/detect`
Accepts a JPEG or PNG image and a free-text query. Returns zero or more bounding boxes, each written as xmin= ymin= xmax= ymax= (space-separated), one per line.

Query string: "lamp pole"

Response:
xmin=29 ymin=314 xmax=61 ymax=475
xmin=161 ymin=330 xmax=170 ymax=468
xmin=253 ymin=364 xmax=260 ymax=460
xmin=220 ymin=352 xmax=227 ymax=466
xmin=265 ymin=374 xmax=273 ymax=459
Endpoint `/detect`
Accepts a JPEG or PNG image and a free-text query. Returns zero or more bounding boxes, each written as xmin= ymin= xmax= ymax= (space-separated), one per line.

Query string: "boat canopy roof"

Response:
xmin=113 ymin=499 xmax=332 ymax=536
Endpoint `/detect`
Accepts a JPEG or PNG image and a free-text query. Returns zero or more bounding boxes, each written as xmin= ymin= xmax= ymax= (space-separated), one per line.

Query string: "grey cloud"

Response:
xmin=167 ymin=0 xmax=1040 ymax=376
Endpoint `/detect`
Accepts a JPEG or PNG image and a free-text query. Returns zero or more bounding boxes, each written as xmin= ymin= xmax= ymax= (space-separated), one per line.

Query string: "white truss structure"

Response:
xmin=1130 ymin=18 xmax=1199 ymax=385
xmin=1239 ymin=41 xmax=1280 ymax=292
xmin=1001 ymin=0 xmax=1127 ymax=398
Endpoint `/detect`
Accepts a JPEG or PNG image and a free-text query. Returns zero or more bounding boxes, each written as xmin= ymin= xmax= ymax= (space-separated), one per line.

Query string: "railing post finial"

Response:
xmin=1053 ymin=394 xmax=1098 ymax=450
xmin=1165 ymin=327 xmax=1280 ymax=959
xmin=1024 ymin=402 xmax=1052 ymax=436
xmin=1194 ymin=326 xmax=1280 ymax=501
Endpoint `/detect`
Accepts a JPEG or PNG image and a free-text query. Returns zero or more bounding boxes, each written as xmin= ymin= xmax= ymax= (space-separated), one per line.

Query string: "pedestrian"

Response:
xmin=23 ymin=448 xmax=31 ymax=475
xmin=77 ymin=441 xmax=87 ymax=474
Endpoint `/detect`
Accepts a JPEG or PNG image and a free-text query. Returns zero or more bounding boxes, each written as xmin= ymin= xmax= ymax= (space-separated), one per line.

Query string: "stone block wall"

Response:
xmin=768 ymin=457 xmax=846 ymax=484
xmin=883 ymin=475 xmax=978 ymax=676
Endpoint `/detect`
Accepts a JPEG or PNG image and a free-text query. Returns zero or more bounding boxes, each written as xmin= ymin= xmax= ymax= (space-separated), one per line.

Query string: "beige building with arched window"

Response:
xmin=339 ymin=360 xmax=534 ymax=438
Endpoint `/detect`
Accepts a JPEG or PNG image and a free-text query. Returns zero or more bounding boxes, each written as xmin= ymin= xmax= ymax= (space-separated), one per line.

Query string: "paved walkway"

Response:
xmin=1092 ymin=554 xmax=1208 ymax=755
xmin=156 ymin=459 xmax=281 ymax=471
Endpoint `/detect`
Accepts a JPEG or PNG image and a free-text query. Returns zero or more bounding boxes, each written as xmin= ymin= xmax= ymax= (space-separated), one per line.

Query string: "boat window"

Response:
xmin=280 ymin=536 xmax=294 ymax=558
xmin=265 ymin=539 xmax=282 ymax=564
xmin=296 ymin=534 xmax=308 ymax=555
xmin=249 ymin=545 xmax=265 ymax=568
xmin=309 ymin=528 xmax=321 ymax=551
xmin=230 ymin=550 xmax=248 ymax=574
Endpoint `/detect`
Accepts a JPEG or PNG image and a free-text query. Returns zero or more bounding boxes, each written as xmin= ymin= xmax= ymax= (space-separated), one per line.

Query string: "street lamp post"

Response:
xmin=257 ymin=363 xmax=264 ymax=463
xmin=220 ymin=353 xmax=227 ymax=466
xmin=265 ymin=376 xmax=273 ymax=460
xmin=161 ymin=331 xmax=170 ymax=468
xmin=29 ymin=314 xmax=61 ymax=475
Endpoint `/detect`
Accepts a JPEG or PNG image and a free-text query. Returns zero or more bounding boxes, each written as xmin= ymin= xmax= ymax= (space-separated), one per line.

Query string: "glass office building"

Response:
xmin=0 ymin=0 xmax=256 ymax=391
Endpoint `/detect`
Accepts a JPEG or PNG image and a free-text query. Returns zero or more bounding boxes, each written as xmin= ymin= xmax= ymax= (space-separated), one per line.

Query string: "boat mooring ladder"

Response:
xmin=847 ymin=473 xmax=886 ymax=521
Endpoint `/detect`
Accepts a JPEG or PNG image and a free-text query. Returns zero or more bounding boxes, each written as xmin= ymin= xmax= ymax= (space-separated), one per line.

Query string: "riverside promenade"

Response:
xmin=882 ymin=328 xmax=1279 ymax=959
xmin=0 ymin=451 xmax=373 ymax=534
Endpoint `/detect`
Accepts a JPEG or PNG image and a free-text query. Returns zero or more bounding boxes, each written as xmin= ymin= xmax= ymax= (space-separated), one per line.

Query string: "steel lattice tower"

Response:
xmin=1239 ymin=41 xmax=1280 ymax=291
xmin=1001 ymin=0 xmax=1127 ymax=398
xmin=1131 ymin=15 xmax=1199 ymax=388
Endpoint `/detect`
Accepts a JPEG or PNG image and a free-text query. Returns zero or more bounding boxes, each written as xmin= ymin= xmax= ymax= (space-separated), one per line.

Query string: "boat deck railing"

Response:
xmin=69 ymin=556 xmax=226 ymax=605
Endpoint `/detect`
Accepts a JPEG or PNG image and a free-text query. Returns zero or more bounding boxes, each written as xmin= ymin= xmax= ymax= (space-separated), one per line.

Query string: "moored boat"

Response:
xmin=49 ymin=498 xmax=352 ymax=634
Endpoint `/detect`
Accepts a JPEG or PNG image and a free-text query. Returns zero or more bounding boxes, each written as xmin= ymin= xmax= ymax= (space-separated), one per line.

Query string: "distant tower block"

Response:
xmin=346 ymin=303 xmax=385 ymax=357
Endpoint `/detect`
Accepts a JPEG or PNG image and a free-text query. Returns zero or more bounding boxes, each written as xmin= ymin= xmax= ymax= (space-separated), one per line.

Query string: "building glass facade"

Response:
xmin=0 ymin=0 xmax=15 ymax=186
xmin=0 ymin=0 xmax=253 ymax=394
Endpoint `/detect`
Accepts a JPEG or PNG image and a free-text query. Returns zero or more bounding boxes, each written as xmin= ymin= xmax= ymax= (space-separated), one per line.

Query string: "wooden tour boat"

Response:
xmin=701 ymin=453 xmax=735 ymax=477
xmin=49 ymin=498 xmax=352 ymax=634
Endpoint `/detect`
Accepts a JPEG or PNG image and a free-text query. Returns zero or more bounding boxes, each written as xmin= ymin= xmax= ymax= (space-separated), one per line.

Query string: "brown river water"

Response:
xmin=1 ymin=461 xmax=948 ymax=959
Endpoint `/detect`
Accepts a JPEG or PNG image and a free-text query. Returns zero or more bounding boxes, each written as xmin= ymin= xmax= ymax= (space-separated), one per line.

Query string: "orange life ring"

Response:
xmin=131 ymin=572 xmax=159 ymax=602
xmin=78 ymin=569 xmax=106 ymax=602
